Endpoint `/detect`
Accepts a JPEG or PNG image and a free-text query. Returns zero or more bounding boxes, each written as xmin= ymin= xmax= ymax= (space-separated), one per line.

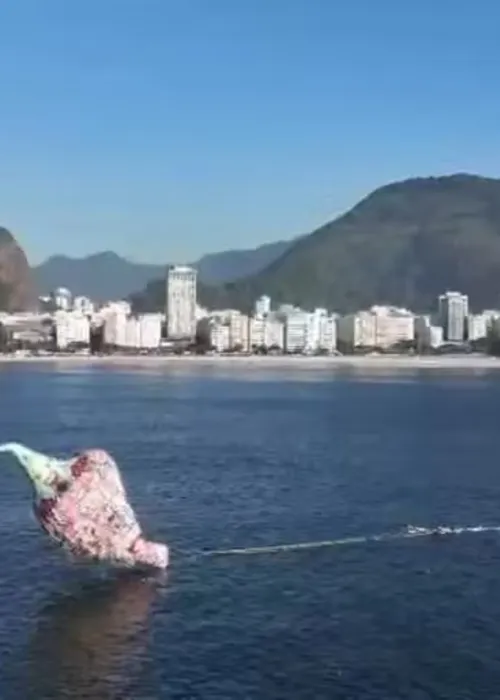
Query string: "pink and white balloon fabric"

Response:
xmin=0 ymin=443 xmax=168 ymax=570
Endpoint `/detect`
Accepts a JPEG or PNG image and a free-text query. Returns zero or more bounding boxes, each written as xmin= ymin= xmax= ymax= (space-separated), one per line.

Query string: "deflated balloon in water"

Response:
xmin=0 ymin=442 xmax=168 ymax=570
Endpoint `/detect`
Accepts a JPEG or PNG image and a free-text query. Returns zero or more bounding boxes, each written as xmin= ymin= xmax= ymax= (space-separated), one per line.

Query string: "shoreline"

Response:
xmin=1 ymin=353 xmax=500 ymax=370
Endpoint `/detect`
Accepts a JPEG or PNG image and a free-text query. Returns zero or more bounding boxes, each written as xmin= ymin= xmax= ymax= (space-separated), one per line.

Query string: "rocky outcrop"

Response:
xmin=0 ymin=227 xmax=37 ymax=311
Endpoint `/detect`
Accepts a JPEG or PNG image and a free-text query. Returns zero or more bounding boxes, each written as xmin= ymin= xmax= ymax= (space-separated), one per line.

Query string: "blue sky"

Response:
xmin=0 ymin=0 xmax=499 ymax=265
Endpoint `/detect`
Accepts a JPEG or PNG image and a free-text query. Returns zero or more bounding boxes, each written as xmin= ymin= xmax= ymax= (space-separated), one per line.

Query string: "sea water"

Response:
xmin=1 ymin=362 xmax=500 ymax=699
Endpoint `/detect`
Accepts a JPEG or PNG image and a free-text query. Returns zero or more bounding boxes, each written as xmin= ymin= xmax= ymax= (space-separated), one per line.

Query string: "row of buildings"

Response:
xmin=165 ymin=267 xmax=494 ymax=353
xmin=1 ymin=267 xmax=497 ymax=355
xmin=198 ymin=306 xmax=337 ymax=354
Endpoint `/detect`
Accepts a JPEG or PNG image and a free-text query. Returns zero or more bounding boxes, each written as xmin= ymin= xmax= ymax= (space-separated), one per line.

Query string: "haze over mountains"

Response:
xmin=34 ymin=239 xmax=293 ymax=300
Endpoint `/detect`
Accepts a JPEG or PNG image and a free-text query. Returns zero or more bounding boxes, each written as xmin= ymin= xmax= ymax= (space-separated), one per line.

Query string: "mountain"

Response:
xmin=131 ymin=173 xmax=500 ymax=314
xmin=34 ymin=239 xmax=293 ymax=300
xmin=195 ymin=239 xmax=293 ymax=283
xmin=0 ymin=227 xmax=37 ymax=311
xmin=34 ymin=252 xmax=164 ymax=301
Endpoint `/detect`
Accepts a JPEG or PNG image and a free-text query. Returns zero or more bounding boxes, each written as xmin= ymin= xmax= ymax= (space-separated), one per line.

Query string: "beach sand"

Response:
xmin=1 ymin=353 xmax=500 ymax=371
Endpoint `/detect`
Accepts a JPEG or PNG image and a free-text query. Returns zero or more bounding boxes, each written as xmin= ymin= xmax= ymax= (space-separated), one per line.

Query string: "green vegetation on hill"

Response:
xmin=130 ymin=174 xmax=500 ymax=314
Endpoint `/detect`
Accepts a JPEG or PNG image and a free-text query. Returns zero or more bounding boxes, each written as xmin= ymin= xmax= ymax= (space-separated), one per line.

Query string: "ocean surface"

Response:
xmin=1 ymin=362 xmax=500 ymax=699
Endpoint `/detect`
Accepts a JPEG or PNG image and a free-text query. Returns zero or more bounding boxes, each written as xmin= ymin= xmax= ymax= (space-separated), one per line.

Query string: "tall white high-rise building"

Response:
xmin=255 ymin=295 xmax=271 ymax=318
xmin=166 ymin=265 xmax=197 ymax=339
xmin=438 ymin=291 xmax=468 ymax=342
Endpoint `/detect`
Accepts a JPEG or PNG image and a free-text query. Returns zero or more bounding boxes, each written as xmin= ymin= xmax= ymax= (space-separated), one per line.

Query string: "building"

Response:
xmin=52 ymin=287 xmax=72 ymax=311
xmin=249 ymin=316 xmax=266 ymax=349
xmin=254 ymin=295 xmax=271 ymax=318
xmin=166 ymin=265 xmax=197 ymax=339
xmin=198 ymin=310 xmax=250 ymax=352
xmin=98 ymin=301 xmax=132 ymax=319
xmin=438 ymin=291 xmax=468 ymax=342
xmin=124 ymin=317 xmax=141 ymax=348
xmin=414 ymin=315 xmax=443 ymax=349
xmin=336 ymin=312 xmax=376 ymax=350
xmin=195 ymin=304 xmax=208 ymax=321
xmin=284 ymin=312 xmax=309 ymax=353
xmin=371 ymin=306 xmax=414 ymax=348
xmin=138 ymin=313 xmax=162 ymax=349
xmin=102 ymin=311 xmax=162 ymax=350
xmin=317 ymin=312 xmax=337 ymax=353
xmin=467 ymin=313 xmax=488 ymax=342
xmin=211 ymin=322 xmax=231 ymax=352
xmin=73 ymin=296 xmax=94 ymax=315
xmin=249 ymin=315 xmax=284 ymax=350
xmin=482 ymin=309 xmax=500 ymax=326
xmin=103 ymin=311 xmax=127 ymax=347
xmin=1 ymin=313 xmax=53 ymax=349
xmin=336 ymin=307 xmax=413 ymax=351
xmin=227 ymin=310 xmax=249 ymax=351
xmin=304 ymin=308 xmax=337 ymax=353
xmin=266 ymin=317 xmax=285 ymax=349
xmin=196 ymin=316 xmax=230 ymax=352
xmin=54 ymin=311 xmax=91 ymax=349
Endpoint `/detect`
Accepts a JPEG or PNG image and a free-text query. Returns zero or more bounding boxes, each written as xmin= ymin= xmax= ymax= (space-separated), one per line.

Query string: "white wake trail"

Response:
xmin=204 ymin=525 xmax=500 ymax=558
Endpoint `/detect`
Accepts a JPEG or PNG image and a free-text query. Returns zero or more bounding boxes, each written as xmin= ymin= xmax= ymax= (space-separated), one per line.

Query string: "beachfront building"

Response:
xmin=304 ymin=310 xmax=321 ymax=353
xmin=249 ymin=315 xmax=284 ymax=351
xmin=54 ymin=311 xmax=91 ymax=349
xmin=414 ymin=315 xmax=443 ymax=350
xmin=337 ymin=312 xmax=376 ymax=350
xmin=321 ymin=314 xmax=338 ymax=353
xmin=371 ymin=306 xmax=414 ymax=348
xmin=467 ymin=313 xmax=489 ymax=341
xmin=166 ymin=265 xmax=197 ymax=339
xmin=305 ymin=308 xmax=337 ymax=353
xmin=200 ymin=310 xmax=250 ymax=352
xmin=103 ymin=311 xmax=127 ymax=347
xmin=284 ymin=311 xmax=309 ymax=353
xmin=124 ymin=317 xmax=141 ymax=348
xmin=249 ymin=317 xmax=265 ymax=349
xmin=266 ymin=317 xmax=285 ymax=349
xmin=211 ymin=322 xmax=231 ymax=352
xmin=227 ymin=310 xmax=250 ymax=351
xmin=438 ymin=291 xmax=468 ymax=342
xmin=337 ymin=307 xmax=414 ymax=351
xmin=103 ymin=311 xmax=162 ymax=350
xmin=137 ymin=313 xmax=162 ymax=349
xmin=270 ymin=305 xmax=337 ymax=354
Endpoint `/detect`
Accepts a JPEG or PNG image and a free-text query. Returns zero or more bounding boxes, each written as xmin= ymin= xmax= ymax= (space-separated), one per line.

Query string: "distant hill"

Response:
xmin=131 ymin=173 xmax=500 ymax=314
xmin=34 ymin=252 xmax=164 ymax=301
xmin=195 ymin=239 xmax=293 ymax=283
xmin=0 ymin=227 xmax=37 ymax=311
xmin=34 ymin=239 xmax=293 ymax=300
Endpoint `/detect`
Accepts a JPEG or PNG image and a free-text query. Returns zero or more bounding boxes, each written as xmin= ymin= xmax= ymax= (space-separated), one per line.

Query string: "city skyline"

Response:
xmin=3 ymin=276 xmax=498 ymax=359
